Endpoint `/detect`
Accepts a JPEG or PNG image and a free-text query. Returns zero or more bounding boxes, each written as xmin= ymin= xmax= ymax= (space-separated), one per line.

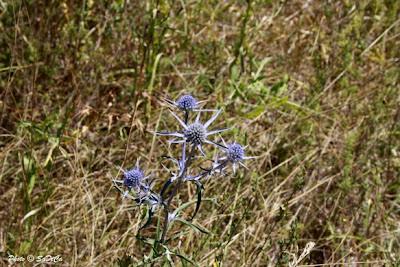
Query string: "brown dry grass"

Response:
xmin=1 ymin=0 xmax=399 ymax=266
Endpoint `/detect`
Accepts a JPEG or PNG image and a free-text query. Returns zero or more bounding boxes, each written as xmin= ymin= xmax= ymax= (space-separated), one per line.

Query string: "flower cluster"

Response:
xmin=113 ymin=94 xmax=253 ymax=240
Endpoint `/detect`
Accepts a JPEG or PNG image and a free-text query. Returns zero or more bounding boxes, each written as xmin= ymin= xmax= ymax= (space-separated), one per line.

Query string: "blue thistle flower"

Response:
xmin=156 ymin=109 xmax=229 ymax=155
xmin=212 ymin=141 xmax=255 ymax=174
xmin=112 ymin=160 xmax=163 ymax=230
xmin=164 ymin=94 xmax=200 ymax=112
xmin=164 ymin=94 xmax=217 ymax=115
xmin=184 ymin=122 xmax=207 ymax=145
xmin=123 ymin=168 xmax=144 ymax=189
xmin=226 ymin=143 xmax=245 ymax=162
xmin=112 ymin=160 xmax=152 ymax=197
xmin=176 ymin=95 xmax=198 ymax=111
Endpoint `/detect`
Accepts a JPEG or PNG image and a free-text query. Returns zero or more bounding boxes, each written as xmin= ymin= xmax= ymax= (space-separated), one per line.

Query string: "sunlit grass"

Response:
xmin=0 ymin=0 xmax=399 ymax=266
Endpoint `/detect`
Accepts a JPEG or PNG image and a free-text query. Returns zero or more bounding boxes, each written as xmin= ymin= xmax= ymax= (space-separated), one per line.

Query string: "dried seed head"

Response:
xmin=227 ymin=143 xmax=244 ymax=162
xmin=176 ymin=95 xmax=197 ymax=111
xmin=184 ymin=122 xmax=206 ymax=145
xmin=123 ymin=168 xmax=144 ymax=188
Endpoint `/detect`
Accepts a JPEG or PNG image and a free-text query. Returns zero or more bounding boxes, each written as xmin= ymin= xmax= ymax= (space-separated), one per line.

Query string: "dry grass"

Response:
xmin=1 ymin=0 xmax=399 ymax=266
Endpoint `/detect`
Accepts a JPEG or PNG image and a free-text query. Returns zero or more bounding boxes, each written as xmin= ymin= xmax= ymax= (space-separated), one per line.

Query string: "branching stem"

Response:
xmin=160 ymin=145 xmax=196 ymax=243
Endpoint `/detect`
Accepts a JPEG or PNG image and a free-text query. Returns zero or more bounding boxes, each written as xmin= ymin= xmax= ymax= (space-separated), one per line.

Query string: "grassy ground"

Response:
xmin=1 ymin=0 xmax=399 ymax=266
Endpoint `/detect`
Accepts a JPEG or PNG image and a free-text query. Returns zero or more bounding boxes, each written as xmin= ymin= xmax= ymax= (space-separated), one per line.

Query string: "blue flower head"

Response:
xmin=176 ymin=95 xmax=198 ymax=111
xmin=156 ymin=109 xmax=229 ymax=155
xmin=184 ymin=122 xmax=206 ymax=145
xmin=123 ymin=167 xmax=144 ymax=189
xmin=227 ymin=143 xmax=244 ymax=162
xmin=209 ymin=141 xmax=254 ymax=174
xmin=113 ymin=160 xmax=159 ymax=203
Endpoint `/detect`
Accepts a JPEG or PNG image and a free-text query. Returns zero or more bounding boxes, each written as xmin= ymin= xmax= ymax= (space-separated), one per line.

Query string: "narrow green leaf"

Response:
xmin=190 ymin=183 xmax=203 ymax=220
xmin=245 ymin=105 xmax=265 ymax=119
xmin=28 ymin=174 xmax=36 ymax=196
xmin=175 ymin=218 xmax=210 ymax=235
xmin=173 ymin=252 xmax=199 ymax=267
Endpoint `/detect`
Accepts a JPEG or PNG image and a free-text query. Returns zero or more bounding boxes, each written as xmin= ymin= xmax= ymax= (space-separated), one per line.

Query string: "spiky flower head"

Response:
xmin=176 ymin=95 xmax=197 ymax=111
xmin=112 ymin=160 xmax=154 ymax=200
xmin=212 ymin=140 xmax=254 ymax=174
xmin=184 ymin=122 xmax=206 ymax=145
xmin=156 ymin=109 xmax=229 ymax=155
xmin=123 ymin=168 xmax=144 ymax=189
xmin=227 ymin=143 xmax=244 ymax=162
